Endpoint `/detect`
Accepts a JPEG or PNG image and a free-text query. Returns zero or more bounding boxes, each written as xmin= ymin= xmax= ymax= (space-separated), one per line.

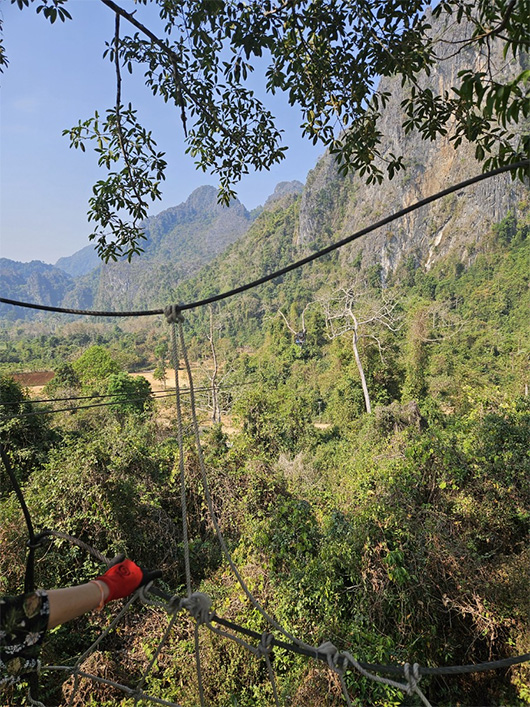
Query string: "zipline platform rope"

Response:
xmin=2 ymin=162 xmax=530 ymax=706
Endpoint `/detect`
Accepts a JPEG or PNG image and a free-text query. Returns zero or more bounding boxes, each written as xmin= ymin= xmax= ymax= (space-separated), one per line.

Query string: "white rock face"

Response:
xmin=298 ymin=17 xmax=529 ymax=281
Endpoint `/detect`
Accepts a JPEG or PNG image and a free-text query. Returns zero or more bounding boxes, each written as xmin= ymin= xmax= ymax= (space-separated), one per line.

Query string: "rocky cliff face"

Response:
xmin=264 ymin=181 xmax=304 ymax=209
xmin=298 ymin=19 xmax=529 ymax=280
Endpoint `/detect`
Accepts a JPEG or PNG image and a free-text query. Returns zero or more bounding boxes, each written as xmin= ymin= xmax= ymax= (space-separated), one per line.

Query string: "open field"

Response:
xmin=11 ymin=371 xmax=54 ymax=388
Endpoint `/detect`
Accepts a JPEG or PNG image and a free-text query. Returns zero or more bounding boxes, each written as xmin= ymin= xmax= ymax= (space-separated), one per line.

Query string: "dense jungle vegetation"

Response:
xmin=1 ymin=212 xmax=529 ymax=705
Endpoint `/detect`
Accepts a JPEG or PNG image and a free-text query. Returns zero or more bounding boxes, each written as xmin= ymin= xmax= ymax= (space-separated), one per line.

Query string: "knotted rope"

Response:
xmin=318 ymin=642 xmax=433 ymax=707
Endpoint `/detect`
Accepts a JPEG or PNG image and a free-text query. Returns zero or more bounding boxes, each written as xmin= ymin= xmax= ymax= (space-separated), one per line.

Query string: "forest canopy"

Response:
xmin=1 ymin=213 xmax=529 ymax=704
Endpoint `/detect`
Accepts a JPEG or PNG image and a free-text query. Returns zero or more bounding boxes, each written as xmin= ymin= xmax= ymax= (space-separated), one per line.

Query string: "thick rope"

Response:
xmin=38 ymin=529 xmax=111 ymax=566
xmin=257 ymin=632 xmax=281 ymax=707
xmin=133 ymin=611 xmax=181 ymax=705
xmin=404 ymin=663 xmax=432 ymax=707
xmin=320 ymin=643 xmax=433 ymax=707
xmin=193 ymin=623 xmax=206 ymax=707
xmin=44 ymin=666 xmax=183 ymax=706
xmin=0 ymin=443 xmax=37 ymax=593
xmin=175 ymin=316 xmax=315 ymax=652
xmin=169 ymin=319 xmax=192 ymax=597
xmin=168 ymin=313 xmax=206 ymax=706
xmin=67 ymin=593 xmax=139 ymax=707
xmin=0 ymin=443 xmax=43 ymax=703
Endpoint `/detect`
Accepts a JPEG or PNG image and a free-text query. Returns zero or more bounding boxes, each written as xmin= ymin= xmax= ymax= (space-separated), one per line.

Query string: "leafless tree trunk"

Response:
xmin=322 ymin=285 xmax=401 ymax=414
xmin=207 ymin=306 xmax=221 ymax=424
xmin=351 ymin=325 xmax=372 ymax=413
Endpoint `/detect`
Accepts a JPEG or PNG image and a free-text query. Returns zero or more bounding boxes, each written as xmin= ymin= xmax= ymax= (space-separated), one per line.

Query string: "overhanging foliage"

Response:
xmin=3 ymin=0 xmax=529 ymax=260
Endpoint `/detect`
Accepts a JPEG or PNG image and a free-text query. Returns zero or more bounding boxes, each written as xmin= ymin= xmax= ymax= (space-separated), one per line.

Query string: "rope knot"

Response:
xmin=164 ymin=304 xmax=184 ymax=324
xmin=26 ymin=529 xmax=52 ymax=549
xmin=257 ymin=631 xmax=274 ymax=657
xmin=180 ymin=592 xmax=213 ymax=625
xmin=166 ymin=594 xmax=182 ymax=614
xmin=404 ymin=663 xmax=421 ymax=695
xmin=136 ymin=582 xmax=158 ymax=607
xmin=317 ymin=641 xmax=346 ymax=674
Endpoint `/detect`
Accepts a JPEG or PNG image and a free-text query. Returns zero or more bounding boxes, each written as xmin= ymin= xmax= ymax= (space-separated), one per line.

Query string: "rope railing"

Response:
xmin=3 ymin=491 xmax=530 ymax=706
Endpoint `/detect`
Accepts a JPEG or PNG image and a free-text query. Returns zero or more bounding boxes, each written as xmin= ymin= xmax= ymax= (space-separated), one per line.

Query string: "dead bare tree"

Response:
xmin=277 ymin=303 xmax=313 ymax=346
xmin=202 ymin=305 xmax=235 ymax=424
xmin=421 ymin=300 xmax=465 ymax=342
xmin=321 ymin=286 xmax=401 ymax=414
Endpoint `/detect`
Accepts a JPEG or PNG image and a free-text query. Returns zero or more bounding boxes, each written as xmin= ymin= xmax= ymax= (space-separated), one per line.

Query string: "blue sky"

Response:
xmin=0 ymin=0 xmax=324 ymax=264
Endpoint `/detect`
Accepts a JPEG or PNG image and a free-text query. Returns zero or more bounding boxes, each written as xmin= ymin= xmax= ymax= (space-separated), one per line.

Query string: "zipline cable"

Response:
xmin=1 ymin=160 xmax=528 ymax=318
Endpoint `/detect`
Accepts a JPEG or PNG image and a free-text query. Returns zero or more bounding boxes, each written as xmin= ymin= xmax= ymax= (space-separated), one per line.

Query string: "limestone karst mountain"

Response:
xmin=0 ymin=259 xmax=74 ymax=320
xmin=297 ymin=16 xmax=529 ymax=281
xmin=1 ymin=186 xmax=255 ymax=318
xmin=62 ymin=185 xmax=255 ymax=311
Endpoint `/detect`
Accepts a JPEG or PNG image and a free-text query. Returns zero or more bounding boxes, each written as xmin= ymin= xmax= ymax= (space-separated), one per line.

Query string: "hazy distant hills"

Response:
xmin=55 ymin=245 xmax=100 ymax=278
xmin=0 ymin=259 xmax=74 ymax=320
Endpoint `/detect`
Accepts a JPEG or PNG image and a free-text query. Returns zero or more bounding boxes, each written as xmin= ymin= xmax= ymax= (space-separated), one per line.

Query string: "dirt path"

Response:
xmin=11 ymin=371 xmax=54 ymax=388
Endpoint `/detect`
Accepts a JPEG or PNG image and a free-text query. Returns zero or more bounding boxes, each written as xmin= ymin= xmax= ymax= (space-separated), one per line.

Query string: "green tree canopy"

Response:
xmin=45 ymin=362 xmax=80 ymax=393
xmin=0 ymin=376 xmax=53 ymax=486
xmin=72 ymin=345 xmax=122 ymax=385
xmin=3 ymin=0 xmax=529 ymax=261
xmin=106 ymin=371 xmax=152 ymax=416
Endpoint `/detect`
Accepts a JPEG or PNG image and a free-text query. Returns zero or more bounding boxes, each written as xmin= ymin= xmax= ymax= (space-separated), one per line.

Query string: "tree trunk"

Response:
xmin=209 ymin=307 xmax=221 ymax=424
xmin=352 ymin=329 xmax=371 ymax=414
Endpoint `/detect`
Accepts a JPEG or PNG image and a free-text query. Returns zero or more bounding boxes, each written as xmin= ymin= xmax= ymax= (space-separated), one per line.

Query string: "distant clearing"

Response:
xmin=12 ymin=371 xmax=54 ymax=388
xmin=131 ymin=369 xmax=190 ymax=391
